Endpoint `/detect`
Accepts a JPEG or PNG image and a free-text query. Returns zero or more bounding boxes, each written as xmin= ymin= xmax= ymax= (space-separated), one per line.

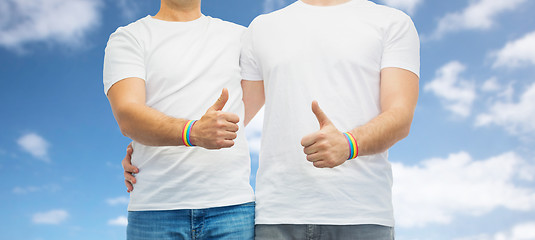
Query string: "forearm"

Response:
xmin=108 ymin=77 xmax=238 ymax=149
xmin=350 ymin=67 xmax=419 ymax=157
xmin=349 ymin=106 xmax=414 ymax=156
xmin=301 ymin=68 xmax=418 ymax=168
xmin=242 ymin=80 xmax=265 ymax=126
xmin=113 ymin=103 xmax=187 ymax=146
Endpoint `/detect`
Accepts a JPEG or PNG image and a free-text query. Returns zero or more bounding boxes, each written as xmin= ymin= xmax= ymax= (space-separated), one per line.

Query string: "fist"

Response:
xmin=190 ymin=88 xmax=240 ymax=149
xmin=300 ymin=101 xmax=350 ymax=168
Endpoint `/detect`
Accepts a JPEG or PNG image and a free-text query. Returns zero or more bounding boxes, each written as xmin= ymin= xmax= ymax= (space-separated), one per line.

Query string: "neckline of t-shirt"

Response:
xmin=296 ymin=0 xmax=367 ymax=9
xmin=146 ymin=14 xmax=207 ymax=25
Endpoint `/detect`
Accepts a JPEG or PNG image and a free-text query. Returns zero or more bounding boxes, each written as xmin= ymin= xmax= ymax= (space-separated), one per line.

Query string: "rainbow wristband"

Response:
xmin=343 ymin=132 xmax=358 ymax=160
xmin=182 ymin=120 xmax=197 ymax=147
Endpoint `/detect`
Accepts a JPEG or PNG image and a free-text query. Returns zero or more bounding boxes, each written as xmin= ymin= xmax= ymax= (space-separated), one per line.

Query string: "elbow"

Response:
xmin=400 ymin=126 xmax=411 ymax=139
xmin=113 ymin=106 xmax=136 ymax=138
xmin=118 ymin=123 xmax=132 ymax=138
xmin=115 ymin=116 xmax=133 ymax=138
xmin=398 ymin=109 xmax=415 ymax=140
xmin=117 ymin=112 xmax=138 ymax=138
xmin=398 ymin=121 xmax=413 ymax=140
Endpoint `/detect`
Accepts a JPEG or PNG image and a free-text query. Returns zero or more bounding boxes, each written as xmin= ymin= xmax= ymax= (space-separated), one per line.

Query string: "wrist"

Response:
xmin=343 ymin=132 xmax=358 ymax=160
xmin=182 ymin=120 xmax=197 ymax=147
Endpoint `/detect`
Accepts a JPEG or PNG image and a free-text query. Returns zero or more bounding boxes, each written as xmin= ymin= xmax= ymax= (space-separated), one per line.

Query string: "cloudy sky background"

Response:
xmin=0 ymin=0 xmax=534 ymax=239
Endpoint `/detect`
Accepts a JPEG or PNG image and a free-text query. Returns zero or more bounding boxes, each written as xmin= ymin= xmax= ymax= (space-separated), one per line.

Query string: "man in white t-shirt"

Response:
xmin=103 ymin=0 xmax=255 ymax=239
xmin=239 ymin=0 xmax=420 ymax=239
xmin=123 ymin=0 xmax=419 ymax=239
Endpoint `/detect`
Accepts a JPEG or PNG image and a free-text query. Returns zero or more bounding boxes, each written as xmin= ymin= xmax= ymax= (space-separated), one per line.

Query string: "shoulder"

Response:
xmin=206 ymin=16 xmax=246 ymax=34
xmin=363 ymin=1 xmax=414 ymax=24
xmin=351 ymin=1 xmax=416 ymax=36
xmin=247 ymin=2 xmax=298 ymax=28
xmin=108 ymin=16 xmax=152 ymax=42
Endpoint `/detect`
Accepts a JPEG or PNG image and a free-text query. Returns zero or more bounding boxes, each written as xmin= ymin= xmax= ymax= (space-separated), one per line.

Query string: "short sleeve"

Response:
xmin=240 ymin=23 xmax=263 ymax=81
xmin=103 ymin=27 xmax=146 ymax=95
xmin=381 ymin=12 xmax=420 ymax=77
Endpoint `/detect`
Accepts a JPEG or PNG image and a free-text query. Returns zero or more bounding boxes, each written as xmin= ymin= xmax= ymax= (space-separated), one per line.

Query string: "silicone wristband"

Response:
xmin=344 ymin=132 xmax=358 ymax=159
xmin=182 ymin=120 xmax=197 ymax=147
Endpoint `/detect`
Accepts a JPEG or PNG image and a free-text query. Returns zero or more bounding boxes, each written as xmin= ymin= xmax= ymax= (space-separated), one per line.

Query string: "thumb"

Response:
xmin=209 ymin=88 xmax=229 ymax=111
xmin=311 ymin=101 xmax=332 ymax=128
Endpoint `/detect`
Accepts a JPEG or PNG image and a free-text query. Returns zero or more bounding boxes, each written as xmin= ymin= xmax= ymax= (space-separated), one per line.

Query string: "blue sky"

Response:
xmin=1 ymin=0 xmax=534 ymax=239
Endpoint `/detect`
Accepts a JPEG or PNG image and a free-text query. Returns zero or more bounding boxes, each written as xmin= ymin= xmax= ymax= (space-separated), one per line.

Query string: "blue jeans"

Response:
xmin=255 ymin=224 xmax=394 ymax=240
xmin=127 ymin=202 xmax=255 ymax=240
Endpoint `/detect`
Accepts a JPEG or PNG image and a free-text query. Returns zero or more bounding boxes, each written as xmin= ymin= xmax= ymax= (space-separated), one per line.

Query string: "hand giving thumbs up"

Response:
xmin=189 ymin=88 xmax=240 ymax=149
xmin=300 ymin=101 xmax=351 ymax=168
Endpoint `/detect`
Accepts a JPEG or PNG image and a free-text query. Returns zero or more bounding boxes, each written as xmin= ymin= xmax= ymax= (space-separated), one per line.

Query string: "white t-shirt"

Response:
xmin=103 ymin=15 xmax=254 ymax=211
xmin=241 ymin=0 xmax=419 ymax=226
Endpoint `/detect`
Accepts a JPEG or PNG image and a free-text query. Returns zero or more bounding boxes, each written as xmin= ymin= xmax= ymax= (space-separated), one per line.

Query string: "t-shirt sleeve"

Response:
xmin=103 ymin=27 xmax=146 ymax=95
xmin=380 ymin=12 xmax=420 ymax=77
xmin=240 ymin=24 xmax=263 ymax=81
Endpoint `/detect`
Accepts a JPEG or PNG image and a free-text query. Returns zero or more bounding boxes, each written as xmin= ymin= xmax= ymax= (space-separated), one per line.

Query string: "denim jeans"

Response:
xmin=255 ymin=224 xmax=394 ymax=240
xmin=127 ymin=202 xmax=255 ymax=240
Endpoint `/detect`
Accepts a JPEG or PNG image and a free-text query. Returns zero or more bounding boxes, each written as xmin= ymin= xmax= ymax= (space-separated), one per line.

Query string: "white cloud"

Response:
xmin=116 ymin=0 xmax=140 ymax=20
xmin=106 ymin=161 xmax=121 ymax=169
xmin=379 ymin=0 xmax=422 ymax=15
xmin=424 ymin=61 xmax=476 ymax=118
xmin=13 ymin=186 xmax=41 ymax=194
xmin=480 ymin=77 xmax=515 ymax=105
xmin=108 ymin=216 xmax=128 ymax=226
xmin=13 ymin=184 xmax=60 ymax=194
xmin=475 ymin=82 xmax=535 ymax=135
xmin=106 ymin=196 xmax=129 ymax=206
xmin=505 ymin=222 xmax=535 ymax=240
xmin=17 ymin=133 xmax=50 ymax=162
xmin=393 ymin=151 xmax=535 ymax=228
xmin=263 ymin=0 xmax=288 ymax=13
xmin=455 ymin=221 xmax=535 ymax=240
xmin=429 ymin=0 xmax=527 ymax=39
xmin=0 ymin=0 xmax=102 ymax=51
xmin=492 ymin=31 xmax=535 ymax=69
xmin=32 ymin=209 xmax=69 ymax=225
xmin=481 ymin=77 xmax=500 ymax=92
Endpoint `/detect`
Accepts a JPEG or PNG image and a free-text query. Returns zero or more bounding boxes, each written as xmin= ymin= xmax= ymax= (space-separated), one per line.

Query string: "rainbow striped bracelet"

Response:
xmin=182 ymin=120 xmax=197 ymax=147
xmin=343 ymin=132 xmax=358 ymax=160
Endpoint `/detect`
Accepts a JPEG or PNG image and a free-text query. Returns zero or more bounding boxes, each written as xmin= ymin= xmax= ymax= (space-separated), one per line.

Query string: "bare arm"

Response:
xmin=107 ymin=77 xmax=240 ymax=148
xmin=350 ymin=67 xmax=419 ymax=156
xmin=241 ymin=80 xmax=265 ymax=126
xmin=107 ymin=77 xmax=186 ymax=146
xmin=122 ymin=80 xmax=265 ymax=192
xmin=301 ymin=67 xmax=419 ymax=168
